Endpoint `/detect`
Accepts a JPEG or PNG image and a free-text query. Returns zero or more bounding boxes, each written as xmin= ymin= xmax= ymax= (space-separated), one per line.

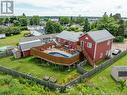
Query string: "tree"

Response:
xmin=13 ymin=20 xmax=21 ymax=26
xmin=45 ymin=20 xmax=63 ymax=34
xmin=75 ymin=16 xmax=85 ymax=25
xmin=83 ymin=18 xmax=90 ymax=32
xmin=4 ymin=17 xmax=10 ymax=24
xmin=22 ymin=13 xmax=26 ymax=17
xmin=0 ymin=18 xmax=4 ymax=25
xmin=10 ymin=16 xmax=17 ymax=23
xmin=30 ymin=16 xmax=40 ymax=25
xmin=117 ymin=20 xmax=125 ymax=36
xmin=59 ymin=16 xmax=70 ymax=25
xmin=19 ymin=17 xmax=28 ymax=26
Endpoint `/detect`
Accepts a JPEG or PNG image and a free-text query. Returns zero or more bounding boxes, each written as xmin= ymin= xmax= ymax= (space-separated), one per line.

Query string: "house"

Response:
xmin=79 ymin=30 xmax=115 ymax=65
xmin=56 ymin=31 xmax=84 ymax=49
xmin=111 ymin=66 xmax=127 ymax=81
xmin=23 ymin=30 xmax=114 ymax=67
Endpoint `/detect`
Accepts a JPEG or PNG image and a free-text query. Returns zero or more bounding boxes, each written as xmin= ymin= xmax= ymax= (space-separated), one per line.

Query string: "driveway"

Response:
xmin=112 ymin=39 xmax=127 ymax=51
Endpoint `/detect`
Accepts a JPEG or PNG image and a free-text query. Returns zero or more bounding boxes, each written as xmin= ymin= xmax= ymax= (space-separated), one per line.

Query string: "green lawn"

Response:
xmin=0 ymin=56 xmax=79 ymax=84
xmin=88 ymin=54 xmax=127 ymax=95
xmin=0 ymin=31 xmax=29 ymax=47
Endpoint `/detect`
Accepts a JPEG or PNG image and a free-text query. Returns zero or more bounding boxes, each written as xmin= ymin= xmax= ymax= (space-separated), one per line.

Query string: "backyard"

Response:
xmin=0 ymin=54 xmax=127 ymax=95
xmin=0 ymin=56 xmax=79 ymax=84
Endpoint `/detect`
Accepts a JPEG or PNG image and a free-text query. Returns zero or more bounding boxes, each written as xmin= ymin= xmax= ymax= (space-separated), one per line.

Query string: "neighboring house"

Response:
xmin=19 ymin=39 xmax=42 ymax=57
xmin=111 ymin=66 xmax=127 ymax=81
xmin=20 ymin=33 xmax=57 ymax=44
xmin=56 ymin=31 xmax=84 ymax=49
xmin=79 ymin=30 xmax=115 ymax=64
xmin=0 ymin=34 xmax=6 ymax=39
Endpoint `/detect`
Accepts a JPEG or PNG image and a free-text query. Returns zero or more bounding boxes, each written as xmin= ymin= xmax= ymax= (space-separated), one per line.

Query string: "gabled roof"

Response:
xmin=56 ymin=31 xmax=84 ymax=42
xmin=87 ymin=30 xmax=115 ymax=43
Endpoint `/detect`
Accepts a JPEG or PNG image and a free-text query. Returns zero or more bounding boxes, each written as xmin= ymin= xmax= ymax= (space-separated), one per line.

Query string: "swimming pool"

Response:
xmin=48 ymin=52 xmax=71 ymax=58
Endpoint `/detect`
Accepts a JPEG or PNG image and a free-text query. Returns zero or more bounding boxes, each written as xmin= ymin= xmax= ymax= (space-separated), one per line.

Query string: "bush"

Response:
xmin=20 ymin=26 xmax=28 ymax=31
xmin=114 ymin=36 xmax=124 ymax=42
xmin=1 ymin=27 xmax=21 ymax=36
xmin=124 ymin=33 xmax=127 ymax=38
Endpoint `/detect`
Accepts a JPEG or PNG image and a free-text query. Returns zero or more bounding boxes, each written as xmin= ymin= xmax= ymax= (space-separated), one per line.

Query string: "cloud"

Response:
xmin=14 ymin=0 xmax=127 ymax=16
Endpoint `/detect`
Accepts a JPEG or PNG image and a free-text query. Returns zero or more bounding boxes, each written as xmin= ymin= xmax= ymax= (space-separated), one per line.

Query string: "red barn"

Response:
xmin=79 ymin=30 xmax=114 ymax=65
xmin=56 ymin=31 xmax=84 ymax=49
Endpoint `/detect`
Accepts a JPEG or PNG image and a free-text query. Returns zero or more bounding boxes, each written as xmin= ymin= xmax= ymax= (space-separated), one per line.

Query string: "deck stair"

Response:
xmin=82 ymin=49 xmax=95 ymax=67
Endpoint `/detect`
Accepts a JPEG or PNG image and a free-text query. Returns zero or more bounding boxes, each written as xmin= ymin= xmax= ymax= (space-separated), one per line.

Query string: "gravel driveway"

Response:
xmin=112 ymin=39 xmax=127 ymax=51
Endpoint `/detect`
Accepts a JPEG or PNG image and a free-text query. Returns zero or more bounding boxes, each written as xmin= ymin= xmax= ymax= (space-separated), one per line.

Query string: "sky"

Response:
xmin=13 ymin=0 xmax=127 ymax=17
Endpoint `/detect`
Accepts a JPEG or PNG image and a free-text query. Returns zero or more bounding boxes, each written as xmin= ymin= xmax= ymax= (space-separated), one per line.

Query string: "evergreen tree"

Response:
xmin=83 ymin=18 xmax=90 ymax=32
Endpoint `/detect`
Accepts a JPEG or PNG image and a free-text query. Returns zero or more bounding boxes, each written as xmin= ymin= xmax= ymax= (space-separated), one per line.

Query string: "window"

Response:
xmin=87 ymin=42 xmax=92 ymax=48
xmin=118 ymin=71 xmax=127 ymax=77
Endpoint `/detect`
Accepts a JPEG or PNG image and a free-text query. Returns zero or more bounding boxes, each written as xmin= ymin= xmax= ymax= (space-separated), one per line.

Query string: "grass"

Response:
xmin=0 ymin=31 xmax=29 ymax=47
xmin=87 ymin=54 xmax=127 ymax=95
xmin=0 ymin=56 xmax=79 ymax=84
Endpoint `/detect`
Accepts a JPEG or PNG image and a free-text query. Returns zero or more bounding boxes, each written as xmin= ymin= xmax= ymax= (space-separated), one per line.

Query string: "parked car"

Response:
xmin=112 ymin=49 xmax=121 ymax=55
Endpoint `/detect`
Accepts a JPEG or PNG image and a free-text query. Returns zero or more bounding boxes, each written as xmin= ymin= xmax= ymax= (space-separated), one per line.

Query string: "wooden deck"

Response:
xmin=30 ymin=44 xmax=81 ymax=66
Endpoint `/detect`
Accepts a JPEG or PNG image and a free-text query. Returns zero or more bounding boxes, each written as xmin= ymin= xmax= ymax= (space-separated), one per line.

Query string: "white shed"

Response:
xmin=19 ymin=39 xmax=42 ymax=52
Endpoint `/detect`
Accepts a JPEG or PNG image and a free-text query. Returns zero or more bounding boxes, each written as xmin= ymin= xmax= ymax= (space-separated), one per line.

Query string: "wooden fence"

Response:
xmin=64 ymin=49 xmax=127 ymax=89
xmin=0 ymin=66 xmax=63 ymax=91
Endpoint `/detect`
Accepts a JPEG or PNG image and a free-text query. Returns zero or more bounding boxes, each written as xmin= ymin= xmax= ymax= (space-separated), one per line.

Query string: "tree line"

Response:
xmin=0 ymin=13 xmax=40 ymax=36
xmin=45 ymin=13 xmax=127 ymax=42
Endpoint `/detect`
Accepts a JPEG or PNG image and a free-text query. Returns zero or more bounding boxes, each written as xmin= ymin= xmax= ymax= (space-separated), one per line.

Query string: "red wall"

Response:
xmin=94 ymin=39 xmax=113 ymax=62
xmin=79 ymin=34 xmax=95 ymax=60
xmin=57 ymin=37 xmax=78 ymax=49
xmin=22 ymin=50 xmax=31 ymax=57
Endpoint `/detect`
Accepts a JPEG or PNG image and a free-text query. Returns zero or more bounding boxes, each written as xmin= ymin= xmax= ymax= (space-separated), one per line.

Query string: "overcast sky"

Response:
xmin=14 ymin=0 xmax=127 ymax=17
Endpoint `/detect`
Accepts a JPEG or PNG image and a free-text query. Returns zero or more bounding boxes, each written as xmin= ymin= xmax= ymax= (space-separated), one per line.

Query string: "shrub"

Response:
xmin=20 ymin=26 xmax=28 ymax=31
xmin=124 ymin=33 xmax=127 ymax=38
xmin=2 ymin=27 xmax=21 ymax=36
xmin=114 ymin=36 xmax=124 ymax=42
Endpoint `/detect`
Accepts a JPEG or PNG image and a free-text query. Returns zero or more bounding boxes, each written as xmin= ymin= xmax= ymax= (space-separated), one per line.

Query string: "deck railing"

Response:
xmin=30 ymin=47 xmax=81 ymax=66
